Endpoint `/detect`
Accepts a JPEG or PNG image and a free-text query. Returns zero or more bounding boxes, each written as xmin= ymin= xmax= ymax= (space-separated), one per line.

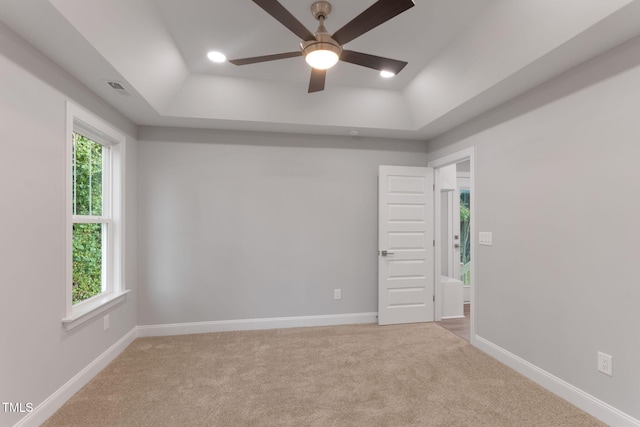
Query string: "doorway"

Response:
xmin=428 ymin=148 xmax=476 ymax=344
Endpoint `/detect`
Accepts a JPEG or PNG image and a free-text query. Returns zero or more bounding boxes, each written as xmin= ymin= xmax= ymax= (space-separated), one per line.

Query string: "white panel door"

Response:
xmin=378 ymin=166 xmax=434 ymax=325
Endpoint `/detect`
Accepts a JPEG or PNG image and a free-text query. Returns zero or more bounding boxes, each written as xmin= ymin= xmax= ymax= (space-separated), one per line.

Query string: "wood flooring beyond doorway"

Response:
xmin=437 ymin=303 xmax=470 ymax=342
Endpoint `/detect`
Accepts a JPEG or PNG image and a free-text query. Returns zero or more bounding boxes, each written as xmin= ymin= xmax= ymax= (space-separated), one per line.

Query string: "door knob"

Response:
xmin=380 ymin=250 xmax=395 ymax=257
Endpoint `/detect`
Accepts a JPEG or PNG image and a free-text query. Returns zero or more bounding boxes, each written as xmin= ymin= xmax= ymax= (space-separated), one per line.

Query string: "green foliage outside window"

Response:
xmin=72 ymin=132 xmax=104 ymax=304
xmin=72 ymin=223 xmax=103 ymax=303
xmin=460 ymin=190 xmax=471 ymax=284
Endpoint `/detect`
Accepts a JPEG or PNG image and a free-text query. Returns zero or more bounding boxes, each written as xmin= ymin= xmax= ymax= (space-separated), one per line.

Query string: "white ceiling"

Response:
xmin=2 ymin=0 xmax=640 ymax=140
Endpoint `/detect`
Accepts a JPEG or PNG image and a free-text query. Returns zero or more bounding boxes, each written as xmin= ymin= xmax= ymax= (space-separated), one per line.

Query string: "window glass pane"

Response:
xmin=72 ymin=132 xmax=103 ymax=216
xmin=72 ymin=223 xmax=103 ymax=304
xmin=460 ymin=189 xmax=471 ymax=285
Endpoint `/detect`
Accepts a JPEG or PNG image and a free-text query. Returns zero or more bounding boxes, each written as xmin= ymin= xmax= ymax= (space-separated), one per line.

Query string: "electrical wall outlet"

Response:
xmin=104 ymin=314 xmax=110 ymax=331
xmin=597 ymin=351 xmax=612 ymax=376
xmin=334 ymin=289 xmax=342 ymax=300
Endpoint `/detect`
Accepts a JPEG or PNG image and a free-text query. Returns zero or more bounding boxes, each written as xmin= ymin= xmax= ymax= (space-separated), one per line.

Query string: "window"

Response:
xmin=72 ymin=132 xmax=107 ymax=303
xmin=459 ymin=188 xmax=471 ymax=284
xmin=63 ymin=103 xmax=128 ymax=330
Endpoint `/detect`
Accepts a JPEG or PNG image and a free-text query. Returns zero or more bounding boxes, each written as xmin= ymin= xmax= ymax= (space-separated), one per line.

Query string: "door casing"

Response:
xmin=428 ymin=147 xmax=476 ymax=344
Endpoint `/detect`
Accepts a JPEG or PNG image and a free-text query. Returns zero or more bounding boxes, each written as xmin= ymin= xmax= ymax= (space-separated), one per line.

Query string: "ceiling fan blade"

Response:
xmin=332 ymin=0 xmax=415 ymax=46
xmin=341 ymin=50 xmax=407 ymax=74
xmin=229 ymin=51 xmax=302 ymax=66
xmin=308 ymin=68 xmax=326 ymax=93
xmin=252 ymin=0 xmax=316 ymax=42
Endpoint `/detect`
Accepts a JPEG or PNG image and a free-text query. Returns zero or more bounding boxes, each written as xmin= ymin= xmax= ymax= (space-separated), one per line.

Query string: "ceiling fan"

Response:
xmin=229 ymin=0 xmax=415 ymax=93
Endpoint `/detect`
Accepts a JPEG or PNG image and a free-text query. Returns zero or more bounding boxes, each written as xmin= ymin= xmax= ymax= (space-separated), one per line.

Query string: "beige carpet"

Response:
xmin=43 ymin=323 xmax=605 ymax=427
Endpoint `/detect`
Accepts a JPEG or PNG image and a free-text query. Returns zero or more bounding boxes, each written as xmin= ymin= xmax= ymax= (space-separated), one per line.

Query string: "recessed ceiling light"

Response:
xmin=380 ymin=70 xmax=395 ymax=78
xmin=207 ymin=51 xmax=227 ymax=63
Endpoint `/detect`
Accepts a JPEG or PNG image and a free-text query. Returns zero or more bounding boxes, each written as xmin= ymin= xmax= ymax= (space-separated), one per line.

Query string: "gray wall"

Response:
xmin=136 ymin=127 xmax=428 ymax=325
xmin=426 ymin=35 xmax=640 ymax=419
xmin=0 ymin=22 xmax=138 ymax=426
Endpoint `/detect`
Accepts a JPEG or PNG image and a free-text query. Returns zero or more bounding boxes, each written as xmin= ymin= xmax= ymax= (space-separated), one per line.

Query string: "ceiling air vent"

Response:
xmin=106 ymin=81 xmax=130 ymax=96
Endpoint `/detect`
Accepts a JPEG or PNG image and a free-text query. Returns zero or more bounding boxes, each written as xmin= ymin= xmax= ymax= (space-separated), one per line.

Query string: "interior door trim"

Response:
xmin=428 ymin=147 xmax=476 ymax=345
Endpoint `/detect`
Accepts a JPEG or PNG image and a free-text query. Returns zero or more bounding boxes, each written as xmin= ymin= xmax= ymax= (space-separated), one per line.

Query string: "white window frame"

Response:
xmin=63 ymin=102 xmax=129 ymax=331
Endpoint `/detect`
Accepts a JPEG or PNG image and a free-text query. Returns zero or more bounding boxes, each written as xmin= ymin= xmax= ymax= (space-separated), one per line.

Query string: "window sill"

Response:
xmin=62 ymin=290 xmax=131 ymax=331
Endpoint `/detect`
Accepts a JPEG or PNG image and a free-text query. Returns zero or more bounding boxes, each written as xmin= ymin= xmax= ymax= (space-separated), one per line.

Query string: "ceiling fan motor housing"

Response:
xmin=301 ymin=33 xmax=342 ymax=59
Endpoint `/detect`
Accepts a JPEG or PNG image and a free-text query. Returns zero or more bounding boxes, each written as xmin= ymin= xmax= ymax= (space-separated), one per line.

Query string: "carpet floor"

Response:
xmin=43 ymin=323 xmax=605 ymax=426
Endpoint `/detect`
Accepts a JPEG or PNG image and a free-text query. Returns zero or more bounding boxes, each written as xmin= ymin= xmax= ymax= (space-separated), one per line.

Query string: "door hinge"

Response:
xmin=433 ymin=295 xmax=435 ymax=302
xmin=433 ymin=184 xmax=435 ymax=191
xmin=433 ymin=240 xmax=435 ymax=247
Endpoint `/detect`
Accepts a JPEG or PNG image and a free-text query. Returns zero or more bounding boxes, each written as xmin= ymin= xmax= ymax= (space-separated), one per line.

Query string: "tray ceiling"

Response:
xmin=2 ymin=0 xmax=640 ymax=139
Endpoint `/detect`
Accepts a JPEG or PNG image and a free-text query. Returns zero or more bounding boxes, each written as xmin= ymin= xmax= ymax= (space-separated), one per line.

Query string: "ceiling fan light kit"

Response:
xmin=302 ymin=38 xmax=342 ymax=70
xmin=304 ymin=44 xmax=340 ymax=70
xmin=229 ymin=0 xmax=415 ymax=92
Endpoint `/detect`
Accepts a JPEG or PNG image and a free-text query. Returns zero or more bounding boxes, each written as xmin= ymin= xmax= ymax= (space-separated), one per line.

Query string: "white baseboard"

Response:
xmin=14 ymin=327 xmax=138 ymax=427
xmin=137 ymin=312 xmax=378 ymax=337
xmin=475 ymin=335 xmax=640 ymax=427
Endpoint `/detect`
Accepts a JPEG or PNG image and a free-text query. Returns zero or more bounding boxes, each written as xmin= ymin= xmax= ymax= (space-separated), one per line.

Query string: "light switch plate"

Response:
xmin=479 ymin=232 xmax=493 ymax=246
